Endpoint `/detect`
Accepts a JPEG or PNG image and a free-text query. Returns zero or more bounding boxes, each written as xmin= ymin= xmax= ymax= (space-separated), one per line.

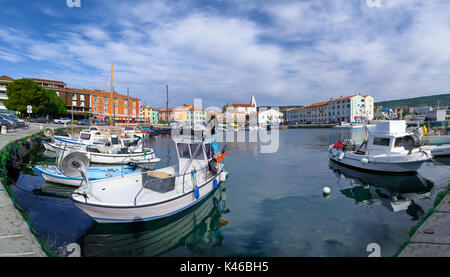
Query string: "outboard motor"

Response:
xmin=402 ymin=134 xmax=421 ymax=151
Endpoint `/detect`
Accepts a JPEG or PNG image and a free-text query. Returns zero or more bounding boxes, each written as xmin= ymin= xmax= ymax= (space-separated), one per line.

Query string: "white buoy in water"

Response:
xmin=323 ymin=187 xmax=331 ymax=195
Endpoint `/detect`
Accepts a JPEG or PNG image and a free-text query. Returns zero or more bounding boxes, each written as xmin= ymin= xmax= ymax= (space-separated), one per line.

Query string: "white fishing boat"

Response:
xmin=44 ymin=132 xmax=160 ymax=165
xmin=422 ymin=144 xmax=450 ymax=157
xmin=329 ymin=120 xmax=432 ymax=173
xmin=43 ymin=129 xmax=109 ymax=152
xmin=71 ymin=135 xmax=228 ymax=223
xmin=333 ymin=122 xmax=374 ymax=129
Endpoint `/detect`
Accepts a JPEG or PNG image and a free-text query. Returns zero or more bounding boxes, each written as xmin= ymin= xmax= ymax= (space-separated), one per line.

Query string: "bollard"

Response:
xmin=1 ymin=125 xmax=6 ymax=135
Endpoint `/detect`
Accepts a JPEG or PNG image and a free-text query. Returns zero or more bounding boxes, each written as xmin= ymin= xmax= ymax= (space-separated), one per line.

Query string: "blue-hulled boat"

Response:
xmin=33 ymin=164 xmax=141 ymax=187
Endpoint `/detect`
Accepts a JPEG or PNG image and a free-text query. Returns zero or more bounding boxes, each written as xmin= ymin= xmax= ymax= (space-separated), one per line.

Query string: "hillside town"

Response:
xmin=2 ymin=74 xmax=449 ymax=129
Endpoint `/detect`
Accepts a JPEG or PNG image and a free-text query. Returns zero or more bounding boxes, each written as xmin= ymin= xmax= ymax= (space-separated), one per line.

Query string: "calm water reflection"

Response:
xmin=11 ymin=128 xmax=450 ymax=257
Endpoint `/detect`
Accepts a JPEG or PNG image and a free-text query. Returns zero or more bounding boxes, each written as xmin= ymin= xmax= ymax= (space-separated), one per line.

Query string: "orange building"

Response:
xmin=77 ymin=89 xmax=141 ymax=121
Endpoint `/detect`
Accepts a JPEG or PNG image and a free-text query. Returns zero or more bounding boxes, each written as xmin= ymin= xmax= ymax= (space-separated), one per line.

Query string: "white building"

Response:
xmin=284 ymin=94 xmax=375 ymax=124
xmin=223 ymin=94 xmax=257 ymax=115
xmin=362 ymin=95 xmax=374 ymax=120
xmin=257 ymin=108 xmax=283 ymax=126
xmin=0 ymin=75 xmax=14 ymax=111
xmin=327 ymin=95 xmax=368 ymax=123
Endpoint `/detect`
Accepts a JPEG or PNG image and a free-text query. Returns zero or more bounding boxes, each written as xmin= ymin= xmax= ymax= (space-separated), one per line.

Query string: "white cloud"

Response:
xmin=0 ymin=0 xmax=449 ymax=106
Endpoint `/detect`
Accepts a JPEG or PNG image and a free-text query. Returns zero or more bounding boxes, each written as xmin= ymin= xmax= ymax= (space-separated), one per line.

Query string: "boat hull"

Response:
xmin=329 ymin=155 xmax=426 ymax=174
xmin=33 ymin=165 xmax=139 ymax=187
xmin=423 ymin=144 xmax=450 ymax=157
xmin=73 ymin=170 xmax=228 ymax=223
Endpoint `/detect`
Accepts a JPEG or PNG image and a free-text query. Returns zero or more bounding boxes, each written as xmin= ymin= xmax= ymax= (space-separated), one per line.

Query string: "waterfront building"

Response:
xmin=89 ymin=89 xmax=140 ymax=122
xmin=61 ymin=88 xmax=92 ymax=118
xmin=140 ymin=105 xmax=153 ymax=123
xmin=0 ymin=75 xmax=14 ymax=111
xmin=284 ymin=93 xmax=374 ymax=124
xmin=156 ymin=108 xmax=174 ymax=123
xmin=257 ymin=108 xmax=284 ymax=126
xmin=152 ymin=110 xmax=159 ymax=124
xmin=31 ymin=78 xmax=93 ymax=119
xmin=217 ymin=110 xmax=246 ymax=124
xmin=362 ymin=95 xmax=374 ymax=120
xmin=223 ymin=95 xmax=257 ymax=120
xmin=172 ymin=104 xmax=207 ymax=125
xmin=305 ymin=101 xmax=329 ymax=123
xmin=327 ymin=95 xmax=366 ymax=123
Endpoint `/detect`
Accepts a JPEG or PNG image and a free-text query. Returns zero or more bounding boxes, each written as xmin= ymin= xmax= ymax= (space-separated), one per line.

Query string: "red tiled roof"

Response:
xmin=30 ymin=78 xmax=66 ymax=85
xmin=231 ymin=104 xmax=254 ymax=108
xmin=328 ymin=94 xmax=358 ymax=103
xmin=0 ymin=75 xmax=14 ymax=81
xmin=83 ymin=89 xmax=140 ymax=100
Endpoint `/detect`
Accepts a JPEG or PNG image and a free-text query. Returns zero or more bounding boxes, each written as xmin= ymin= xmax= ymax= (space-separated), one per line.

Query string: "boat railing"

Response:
xmin=363 ymin=147 xmax=427 ymax=163
xmin=134 ymin=163 xmax=214 ymax=205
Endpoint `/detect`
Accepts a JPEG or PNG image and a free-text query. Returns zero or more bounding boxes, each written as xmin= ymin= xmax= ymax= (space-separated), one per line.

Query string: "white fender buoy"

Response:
xmin=323 ymin=187 xmax=331 ymax=194
xmin=220 ymin=171 xmax=227 ymax=182
xmin=337 ymin=152 xmax=345 ymax=160
xmin=361 ymin=157 xmax=368 ymax=164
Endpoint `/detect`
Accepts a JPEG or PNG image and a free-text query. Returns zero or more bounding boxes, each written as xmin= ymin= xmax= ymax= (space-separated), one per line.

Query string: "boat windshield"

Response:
xmin=80 ymin=133 xmax=91 ymax=140
xmin=394 ymin=137 xmax=404 ymax=147
xmin=111 ymin=137 xmax=119 ymax=145
xmin=373 ymin=137 xmax=390 ymax=146
xmin=189 ymin=143 xmax=205 ymax=160
xmin=204 ymin=143 xmax=213 ymax=159
xmin=177 ymin=143 xmax=191 ymax=159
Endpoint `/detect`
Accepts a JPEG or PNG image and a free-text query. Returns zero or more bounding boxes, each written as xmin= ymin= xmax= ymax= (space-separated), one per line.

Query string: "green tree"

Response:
xmin=5 ymin=78 xmax=66 ymax=116
xmin=402 ymin=110 xmax=411 ymax=117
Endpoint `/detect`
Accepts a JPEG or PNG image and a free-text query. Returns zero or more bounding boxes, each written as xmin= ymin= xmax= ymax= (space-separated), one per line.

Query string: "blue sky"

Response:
xmin=0 ymin=0 xmax=449 ymax=108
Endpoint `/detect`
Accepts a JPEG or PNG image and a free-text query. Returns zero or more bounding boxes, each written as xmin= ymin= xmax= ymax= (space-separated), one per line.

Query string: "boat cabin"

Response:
xmin=174 ymin=137 xmax=215 ymax=178
xmin=354 ymin=121 xmax=418 ymax=155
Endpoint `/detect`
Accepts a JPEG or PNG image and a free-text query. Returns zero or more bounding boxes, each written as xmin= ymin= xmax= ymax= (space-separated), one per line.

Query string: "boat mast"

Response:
xmin=110 ymin=64 xmax=114 ymax=127
xmin=166 ymin=84 xmax=169 ymax=126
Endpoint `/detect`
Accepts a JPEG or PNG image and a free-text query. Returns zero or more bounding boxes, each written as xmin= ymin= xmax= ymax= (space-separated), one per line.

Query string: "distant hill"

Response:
xmin=375 ymin=93 xmax=450 ymax=109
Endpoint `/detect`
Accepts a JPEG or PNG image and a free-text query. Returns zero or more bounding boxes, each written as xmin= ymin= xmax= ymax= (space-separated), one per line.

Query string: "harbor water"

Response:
xmin=9 ymin=128 xmax=450 ymax=257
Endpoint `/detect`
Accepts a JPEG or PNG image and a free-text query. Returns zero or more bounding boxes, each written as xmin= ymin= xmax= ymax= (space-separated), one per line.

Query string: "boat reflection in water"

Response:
xmin=77 ymin=185 xmax=230 ymax=257
xmin=329 ymin=162 xmax=434 ymax=219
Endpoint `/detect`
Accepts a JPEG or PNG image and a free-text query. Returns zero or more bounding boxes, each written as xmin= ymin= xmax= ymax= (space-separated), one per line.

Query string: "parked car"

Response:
xmin=30 ymin=117 xmax=50 ymax=123
xmin=2 ymin=113 xmax=26 ymax=128
xmin=53 ymin=118 xmax=71 ymax=124
xmin=95 ymin=121 xmax=108 ymax=126
xmin=76 ymin=119 xmax=91 ymax=125
xmin=0 ymin=114 xmax=18 ymax=128
xmin=0 ymin=118 xmax=13 ymax=129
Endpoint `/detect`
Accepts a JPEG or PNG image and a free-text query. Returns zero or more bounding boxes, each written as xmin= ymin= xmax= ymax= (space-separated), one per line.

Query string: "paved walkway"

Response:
xmin=399 ymin=193 xmax=450 ymax=257
xmin=0 ymin=124 xmax=56 ymax=257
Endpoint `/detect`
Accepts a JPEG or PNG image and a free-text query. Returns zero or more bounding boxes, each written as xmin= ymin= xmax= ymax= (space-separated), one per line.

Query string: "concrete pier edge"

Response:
xmin=0 ymin=125 xmax=62 ymax=257
xmin=396 ymin=184 xmax=450 ymax=257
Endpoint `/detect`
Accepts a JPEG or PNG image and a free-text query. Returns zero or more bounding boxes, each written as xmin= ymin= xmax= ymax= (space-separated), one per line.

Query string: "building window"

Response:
xmin=72 ymin=94 xmax=77 ymax=100
xmin=103 ymin=100 xmax=108 ymax=105
xmin=124 ymin=108 xmax=128 ymax=114
xmin=72 ymin=101 xmax=77 ymax=106
xmin=81 ymin=101 xmax=85 ymax=107
xmin=80 ymin=95 xmax=85 ymax=101
xmin=104 ymin=107 xmax=108 ymax=113
xmin=93 ymin=98 xmax=98 ymax=103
